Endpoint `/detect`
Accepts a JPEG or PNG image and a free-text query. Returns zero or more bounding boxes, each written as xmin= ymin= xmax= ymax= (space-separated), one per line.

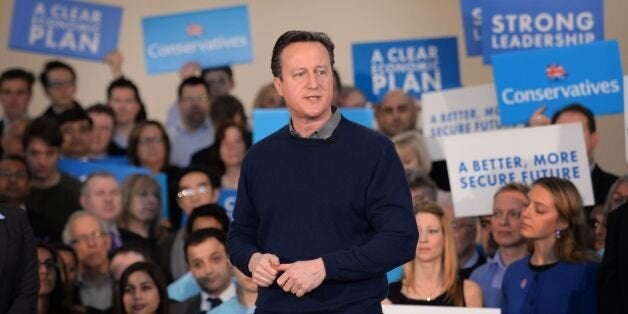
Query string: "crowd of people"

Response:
xmin=0 ymin=29 xmax=626 ymax=314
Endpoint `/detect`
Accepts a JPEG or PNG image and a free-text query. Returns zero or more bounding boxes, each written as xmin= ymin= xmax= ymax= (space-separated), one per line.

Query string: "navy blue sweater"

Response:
xmin=228 ymin=117 xmax=418 ymax=313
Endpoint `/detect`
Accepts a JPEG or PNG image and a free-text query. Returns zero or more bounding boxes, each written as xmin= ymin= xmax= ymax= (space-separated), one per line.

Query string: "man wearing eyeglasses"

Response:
xmin=443 ymin=199 xmax=487 ymax=280
xmin=62 ymin=210 xmax=113 ymax=312
xmin=471 ymin=182 xmax=530 ymax=308
xmin=159 ymin=166 xmax=221 ymax=281
xmin=39 ymin=60 xmax=83 ymax=120
xmin=168 ymin=77 xmax=215 ymax=167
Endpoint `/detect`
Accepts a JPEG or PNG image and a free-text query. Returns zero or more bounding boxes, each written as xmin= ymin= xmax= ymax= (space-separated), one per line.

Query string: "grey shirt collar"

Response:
xmin=289 ymin=106 xmax=341 ymax=139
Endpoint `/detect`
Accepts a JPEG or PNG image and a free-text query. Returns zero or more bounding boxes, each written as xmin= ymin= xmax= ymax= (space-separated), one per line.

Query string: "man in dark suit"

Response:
xmin=171 ymin=229 xmax=235 ymax=314
xmin=599 ymin=201 xmax=628 ymax=314
xmin=0 ymin=206 xmax=38 ymax=313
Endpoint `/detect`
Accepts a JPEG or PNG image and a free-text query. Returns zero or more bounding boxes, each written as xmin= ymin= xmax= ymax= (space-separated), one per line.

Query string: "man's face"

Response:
xmin=0 ymin=159 xmax=29 ymax=204
xmin=108 ymin=87 xmax=140 ymax=125
xmin=176 ymin=172 xmax=219 ymax=215
xmin=178 ymin=84 xmax=210 ymax=130
xmin=376 ymin=91 xmax=418 ymax=137
xmin=60 ymin=119 xmax=91 ymax=158
xmin=80 ymin=176 xmax=122 ymax=223
xmin=25 ymin=138 xmax=59 ymax=181
xmin=273 ymin=42 xmax=334 ymax=122
xmin=555 ymin=111 xmax=598 ymax=161
xmin=44 ymin=68 xmax=76 ymax=109
xmin=203 ymin=70 xmax=234 ymax=96
xmin=0 ymin=79 xmax=31 ymax=118
xmin=187 ymin=237 xmax=231 ymax=295
xmin=451 ymin=216 xmax=477 ymax=259
xmin=70 ymin=215 xmax=111 ymax=271
xmin=88 ymin=112 xmax=114 ymax=156
xmin=491 ymin=190 xmax=527 ymax=247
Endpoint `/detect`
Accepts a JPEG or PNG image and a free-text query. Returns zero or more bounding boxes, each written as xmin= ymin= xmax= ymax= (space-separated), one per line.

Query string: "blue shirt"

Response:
xmin=209 ymin=297 xmax=255 ymax=314
xmin=167 ymin=119 xmax=215 ymax=167
xmin=470 ymin=249 xmax=521 ymax=308
xmin=501 ymin=256 xmax=598 ymax=314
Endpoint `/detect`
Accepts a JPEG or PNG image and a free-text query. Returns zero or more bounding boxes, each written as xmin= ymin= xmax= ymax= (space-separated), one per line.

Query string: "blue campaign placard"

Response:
xmin=492 ymin=40 xmax=623 ymax=125
xmin=217 ymin=189 xmax=237 ymax=220
xmin=142 ymin=5 xmax=253 ymax=75
xmin=352 ymin=37 xmax=461 ymax=104
xmin=252 ymin=108 xmax=375 ymax=143
xmin=9 ymin=0 xmax=122 ymax=61
xmin=481 ymin=0 xmax=604 ymax=64
xmin=460 ymin=0 xmax=483 ymax=56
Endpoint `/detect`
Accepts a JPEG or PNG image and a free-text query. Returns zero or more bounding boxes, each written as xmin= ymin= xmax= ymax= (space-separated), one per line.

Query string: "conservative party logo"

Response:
xmin=492 ymin=40 xmax=623 ymax=125
xmin=186 ymin=23 xmax=203 ymax=37
xmin=546 ymin=63 xmax=567 ymax=81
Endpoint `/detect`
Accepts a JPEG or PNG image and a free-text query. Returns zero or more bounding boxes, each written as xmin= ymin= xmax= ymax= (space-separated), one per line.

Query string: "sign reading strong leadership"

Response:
xmin=492 ymin=40 xmax=623 ymax=126
xmin=142 ymin=5 xmax=252 ymax=75
xmin=352 ymin=37 xmax=461 ymax=103
xmin=481 ymin=0 xmax=604 ymax=64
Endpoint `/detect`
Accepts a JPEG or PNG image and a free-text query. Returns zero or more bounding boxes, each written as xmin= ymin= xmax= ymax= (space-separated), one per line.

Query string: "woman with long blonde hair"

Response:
xmin=386 ymin=201 xmax=483 ymax=307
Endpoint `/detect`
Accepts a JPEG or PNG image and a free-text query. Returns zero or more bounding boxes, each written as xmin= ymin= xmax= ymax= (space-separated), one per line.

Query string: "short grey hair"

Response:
xmin=80 ymin=171 xmax=118 ymax=196
xmin=62 ymin=210 xmax=109 ymax=245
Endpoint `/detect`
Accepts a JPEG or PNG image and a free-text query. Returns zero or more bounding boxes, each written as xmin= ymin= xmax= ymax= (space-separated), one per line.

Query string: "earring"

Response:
xmin=555 ymin=229 xmax=561 ymax=239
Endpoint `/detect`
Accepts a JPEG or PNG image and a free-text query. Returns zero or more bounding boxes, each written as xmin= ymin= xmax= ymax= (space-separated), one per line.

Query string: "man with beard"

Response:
xmin=63 ymin=211 xmax=113 ymax=312
xmin=80 ymin=172 xmax=124 ymax=252
xmin=471 ymin=183 xmax=530 ymax=308
xmin=168 ymin=77 xmax=215 ymax=167
xmin=172 ymin=228 xmax=235 ymax=313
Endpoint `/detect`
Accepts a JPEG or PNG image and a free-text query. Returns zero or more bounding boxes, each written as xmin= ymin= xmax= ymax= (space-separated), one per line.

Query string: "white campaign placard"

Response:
xmin=422 ymin=84 xmax=520 ymax=161
xmin=443 ymin=123 xmax=594 ymax=217
xmin=383 ymin=304 xmax=500 ymax=314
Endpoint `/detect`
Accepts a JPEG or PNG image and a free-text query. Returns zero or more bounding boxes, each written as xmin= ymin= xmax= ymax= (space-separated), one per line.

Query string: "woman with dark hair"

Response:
xmin=36 ymin=242 xmax=80 ymax=314
xmin=52 ymin=243 xmax=82 ymax=308
xmin=107 ymin=77 xmax=147 ymax=156
xmin=118 ymin=174 xmax=169 ymax=254
xmin=501 ymin=177 xmax=599 ymax=314
xmin=211 ymin=122 xmax=251 ymax=190
xmin=127 ymin=120 xmax=182 ymax=229
xmin=119 ymin=262 xmax=169 ymax=314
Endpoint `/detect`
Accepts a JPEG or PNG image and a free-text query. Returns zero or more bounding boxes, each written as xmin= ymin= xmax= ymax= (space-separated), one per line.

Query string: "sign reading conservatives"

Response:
xmin=481 ymin=0 xmax=603 ymax=63
xmin=492 ymin=40 xmax=623 ymax=126
xmin=352 ymin=37 xmax=461 ymax=103
xmin=9 ymin=0 xmax=122 ymax=61
xmin=142 ymin=5 xmax=252 ymax=74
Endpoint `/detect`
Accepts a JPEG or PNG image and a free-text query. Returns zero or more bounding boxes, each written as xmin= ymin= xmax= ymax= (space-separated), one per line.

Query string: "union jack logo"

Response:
xmin=186 ymin=23 xmax=203 ymax=37
xmin=546 ymin=63 xmax=567 ymax=81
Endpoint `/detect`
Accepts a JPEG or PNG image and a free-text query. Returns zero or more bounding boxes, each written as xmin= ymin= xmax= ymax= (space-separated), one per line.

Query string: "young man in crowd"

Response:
xmin=0 ymin=155 xmax=30 ymax=209
xmin=39 ymin=61 xmax=83 ymax=120
xmin=86 ymin=104 xmax=116 ymax=159
xmin=0 ymin=68 xmax=34 ymax=140
xmin=58 ymin=106 xmax=92 ymax=160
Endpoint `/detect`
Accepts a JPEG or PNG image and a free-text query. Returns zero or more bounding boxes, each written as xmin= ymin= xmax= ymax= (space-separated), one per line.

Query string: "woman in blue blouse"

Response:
xmin=501 ymin=177 xmax=599 ymax=314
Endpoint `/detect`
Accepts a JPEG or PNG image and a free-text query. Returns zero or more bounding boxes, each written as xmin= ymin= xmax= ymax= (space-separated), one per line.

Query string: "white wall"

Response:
xmin=0 ymin=0 xmax=626 ymax=173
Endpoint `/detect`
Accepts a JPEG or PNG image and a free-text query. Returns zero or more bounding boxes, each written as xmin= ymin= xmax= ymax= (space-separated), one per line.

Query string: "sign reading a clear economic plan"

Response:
xmin=9 ymin=0 xmax=122 ymax=61
xmin=481 ymin=0 xmax=604 ymax=63
xmin=493 ymin=40 xmax=623 ymax=126
xmin=422 ymin=84 xmax=520 ymax=161
xmin=142 ymin=5 xmax=252 ymax=75
xmin=443 ymin=123 xmax=594 ymax=218
xmin=352 ymin=37 xmax=461 ymax=103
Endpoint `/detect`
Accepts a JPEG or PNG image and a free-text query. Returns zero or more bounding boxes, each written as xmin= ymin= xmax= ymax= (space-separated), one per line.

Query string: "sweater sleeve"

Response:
xmin=227 ymin=155 xmax=261 ymax=277
xmin=321 ymin=140 xmax=418 ymax=281
xmin=598 ymin=208 xmax=620 ymax=314
xmin=8 ymin=209 xmax=38 ymax=314
xmin=579 ymin=263 xmax=599 ymax=314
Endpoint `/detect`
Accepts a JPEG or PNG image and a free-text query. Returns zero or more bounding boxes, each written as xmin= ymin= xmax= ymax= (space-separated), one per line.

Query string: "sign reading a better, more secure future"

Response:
xmin=481 ymin=0 xmax=604 ymax=64
xmin=142 ymin=5 xmax=252 ymax=75
xmin=352 ymin=37 xmax=461 ymax=104
xmin=9 ymin=0 xmax=122 ymax=61
xmin=492 ymin=40 xmax=623 ymax=126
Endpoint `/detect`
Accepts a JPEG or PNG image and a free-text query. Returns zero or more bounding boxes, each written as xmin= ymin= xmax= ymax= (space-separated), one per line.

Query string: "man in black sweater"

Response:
xmin=228 ymin=31 xmax=418 ymax=313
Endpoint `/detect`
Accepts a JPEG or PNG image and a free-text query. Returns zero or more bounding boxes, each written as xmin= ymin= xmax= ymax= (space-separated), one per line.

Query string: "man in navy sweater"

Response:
xmin=228 ymin=30 xmax=418 ymax=313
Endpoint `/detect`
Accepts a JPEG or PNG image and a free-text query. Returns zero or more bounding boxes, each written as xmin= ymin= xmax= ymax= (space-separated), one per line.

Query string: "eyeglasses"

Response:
xmin=0 ymin=170 xmax=28 ymax=179
xmin=181 ymin=95 xmax=209 ymax=103
xmin=138 ymin=136 xmax=164 ymax=145
xmin=48 ymin=79 xmax=75 ymax=89
xmin=39 ymin=258 xmax=57 ymax=271
xmin=177 ymin=184 xmax=211 ymax=198
xmin=70 ymin=231 xmax=109 ymax=246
